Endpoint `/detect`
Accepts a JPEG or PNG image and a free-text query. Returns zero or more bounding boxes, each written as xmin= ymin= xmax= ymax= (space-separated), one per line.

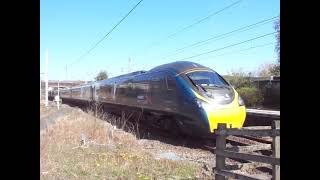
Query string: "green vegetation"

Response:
xmin=223 ymin=70 xmax=253 ymax=89
xmin=237 ymin=87 xmax=263 ymax=107
xmin=223 ymin=70 xmax=263 ymax=107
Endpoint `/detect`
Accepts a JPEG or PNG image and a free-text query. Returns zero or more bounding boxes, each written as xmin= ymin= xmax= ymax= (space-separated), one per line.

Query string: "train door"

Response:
xmin=112 ymin=82 xmax=117 ymax=101
xmin=125 ymin=79 xmax=135 ymax=106
xmin=150 ymin=72 xmax=166 ymax=110
xmin=163 ymin=74 xmax=177 ymax=112
xmin=134 ymin=76 xmax=150 ymax=106
xmin=91 ymin=84 xmax=94 ymax=102
xmin=94 ymin=83 xmax=100 ymax=102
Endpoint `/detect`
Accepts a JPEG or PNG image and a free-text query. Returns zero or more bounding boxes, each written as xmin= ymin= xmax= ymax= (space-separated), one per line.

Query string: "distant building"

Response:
xmin=40 ymin=80 xmax=86 ymax=95
xmin=252 ymin=76 xmax=280 ymax=108
xmin=51 ymin=80 xmax=85 ymax=88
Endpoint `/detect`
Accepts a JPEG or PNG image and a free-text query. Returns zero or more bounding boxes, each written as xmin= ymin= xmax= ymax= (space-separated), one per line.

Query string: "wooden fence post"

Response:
xmin=272 ymin=120 xmax=280 ymax=180
xmin=215 ymin=123 xmax=227 ymax=180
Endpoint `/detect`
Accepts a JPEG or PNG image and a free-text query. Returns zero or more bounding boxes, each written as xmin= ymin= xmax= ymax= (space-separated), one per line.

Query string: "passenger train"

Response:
xmin=49 ymin=61 xmax=246 ymax=137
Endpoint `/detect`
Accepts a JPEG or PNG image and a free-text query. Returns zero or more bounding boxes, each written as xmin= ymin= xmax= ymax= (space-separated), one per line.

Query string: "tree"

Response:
xmin=95 ymin=70 xmax=108 ymax=81
xmin=269 ymin=64 xmax=280 ymax=76
xmin=258 ymin=63 xmax=280 ymax=77
xmin=274 ymin=18 xmax=280 ymax=63
xmin=269 ymin=17 xmax=280 ymax=76
xmin=223 ymin=69 xmax=253 ymax=89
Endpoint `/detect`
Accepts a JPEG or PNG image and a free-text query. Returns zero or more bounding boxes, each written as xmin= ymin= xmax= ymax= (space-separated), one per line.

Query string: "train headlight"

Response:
xmin=195 ymin=98 xmax=212 ymax=109
xmin=196 ymin=99 xmax=203 ymax=108
xmin=195 ymin=98 xmax=220 ymax=110
xmin=238 ymin=96 xmax=245 ymax=106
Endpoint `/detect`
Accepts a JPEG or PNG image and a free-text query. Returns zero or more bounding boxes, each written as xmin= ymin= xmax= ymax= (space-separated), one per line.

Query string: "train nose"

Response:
xmin=204 ymin=106 xmax=246 ymax=133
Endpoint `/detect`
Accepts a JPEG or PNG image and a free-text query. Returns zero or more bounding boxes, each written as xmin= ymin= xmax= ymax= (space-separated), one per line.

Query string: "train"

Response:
xmin=49 ymin=61 xmax=246 ymax=137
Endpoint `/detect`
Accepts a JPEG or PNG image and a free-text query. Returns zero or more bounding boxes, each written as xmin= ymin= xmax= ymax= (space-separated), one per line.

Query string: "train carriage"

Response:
xmin=52 ymin=61 xmax=246 ymax=137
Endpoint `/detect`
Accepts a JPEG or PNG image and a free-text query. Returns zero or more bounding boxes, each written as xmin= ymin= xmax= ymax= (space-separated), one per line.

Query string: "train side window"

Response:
xmin=72 ymin=88 xmax=81 ymax=97
xmin=166 ymin=75 xmax=176 ymax=90
xmin=99 ymin=85 xmax=108 ymax=99
xmin=127 ymin=82 xmax=136 ymax=98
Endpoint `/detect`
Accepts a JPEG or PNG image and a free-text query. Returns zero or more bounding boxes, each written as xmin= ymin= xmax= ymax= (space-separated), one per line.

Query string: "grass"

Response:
xmin=40 ymin=106 xmax=201 ymax=179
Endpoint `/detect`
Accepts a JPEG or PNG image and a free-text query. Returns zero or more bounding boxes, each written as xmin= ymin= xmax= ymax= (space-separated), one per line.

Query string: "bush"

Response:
xmin=237 ymin=87 xmax=263 ymax=107
xmin=223 ymin=70 xmax=253 ymax=89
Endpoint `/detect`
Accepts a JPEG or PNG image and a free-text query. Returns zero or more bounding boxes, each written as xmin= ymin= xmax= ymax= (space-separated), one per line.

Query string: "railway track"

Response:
xmin=246 ymin=108 xmax=280 ymax=118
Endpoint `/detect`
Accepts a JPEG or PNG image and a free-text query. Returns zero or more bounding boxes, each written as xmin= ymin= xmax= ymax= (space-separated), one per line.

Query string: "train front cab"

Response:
xmin=180 ymin=69 xmax=246 ymax=135
xmin=193 ymin=89 xmax=246 ymax=133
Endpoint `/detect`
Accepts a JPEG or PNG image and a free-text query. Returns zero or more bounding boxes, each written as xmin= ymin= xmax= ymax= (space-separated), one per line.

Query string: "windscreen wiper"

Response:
xmin=206 ymin=84 xmax=230 ymax=89
xmin=197 ymin=85 xmax=207 ymax=92
xmin=186 ymin=75 xmax=207 ymax=92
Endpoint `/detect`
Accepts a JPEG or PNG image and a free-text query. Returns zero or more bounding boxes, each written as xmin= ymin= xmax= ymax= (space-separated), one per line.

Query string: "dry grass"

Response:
xmin=40 ymin=106 xmax=201 ymax=179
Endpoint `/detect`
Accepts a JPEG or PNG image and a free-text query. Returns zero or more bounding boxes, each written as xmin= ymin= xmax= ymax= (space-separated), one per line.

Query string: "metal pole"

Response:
xmin=57 ymin=80 xmax=60 ymax=110
xmin=45 ymin=50 xmax=49 ymax=107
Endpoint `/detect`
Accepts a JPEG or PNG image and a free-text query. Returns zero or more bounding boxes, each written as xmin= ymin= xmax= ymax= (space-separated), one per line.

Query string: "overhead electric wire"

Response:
xmin=147 ymin=0 xmax=242 ymax=49
xmin=167 ymin=0 xmax=242 ymax=38
xmin=175 ymin=31 xmax=276 ymax=61
xmin=69 ymin=0 xmax=144 ymax=68
xmin=198 ymin=42 xmax=276 ymax=60
xmin=162 ymin=15 xmax=279 ymax=58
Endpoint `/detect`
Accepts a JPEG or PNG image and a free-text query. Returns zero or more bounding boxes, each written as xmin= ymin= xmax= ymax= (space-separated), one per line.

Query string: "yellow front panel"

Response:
xmin=207 ymin=106 xmax=246 ymax=132
xmin=192 ymin=88 xmax=246 ymax=133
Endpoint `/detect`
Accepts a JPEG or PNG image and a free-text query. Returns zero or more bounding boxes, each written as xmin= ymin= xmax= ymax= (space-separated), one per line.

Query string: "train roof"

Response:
xmin=97 ymin=61 xmax=213 ymax=84
xmin=149 ymin=61 xmax=212 ymax=74
xmin=102 ymin=61 xmax=211 ymax=83
xmin=112 ymin=71 xmax=147 ymax=79
xmin=62 ymin=61 xmax=214 ymax=89
xmin=100 ymin=71 xmax=147 ymax=84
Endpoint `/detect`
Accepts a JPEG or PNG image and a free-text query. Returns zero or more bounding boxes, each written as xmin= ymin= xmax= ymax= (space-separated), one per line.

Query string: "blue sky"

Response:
xmin=40 ymin=0 xmax=280 ymax=81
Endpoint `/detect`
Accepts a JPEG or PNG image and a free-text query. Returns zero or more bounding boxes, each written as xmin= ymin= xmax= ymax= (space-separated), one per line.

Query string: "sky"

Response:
xmin=40 ymin=0 xmax=280 ymax=81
